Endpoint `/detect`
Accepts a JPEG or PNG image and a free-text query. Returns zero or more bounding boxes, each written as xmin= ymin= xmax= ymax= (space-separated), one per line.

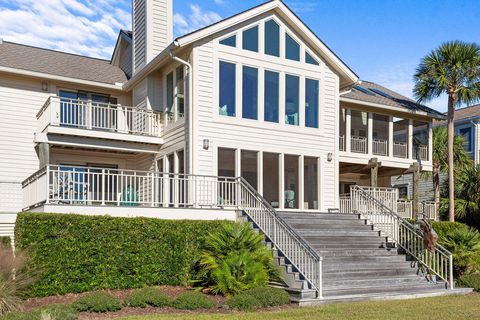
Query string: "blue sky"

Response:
xmin=1 ymin=0 xmax=479 ymax=111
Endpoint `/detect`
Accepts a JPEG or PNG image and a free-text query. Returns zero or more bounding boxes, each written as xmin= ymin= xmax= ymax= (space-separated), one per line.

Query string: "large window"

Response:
xmin=305 ymin=78 xmax=319 ymax=128
xmin=218 ymin=148 xmax=236 ymax=177
xmin=264 ymin=20 xmax=280 ymax=57
xmin=458 ymin=127 xmax=473 ymax=153
xmin=284 ymin=155 xmax=299 ymax=209
xmin=242 ymin=66 xmax=258 ymax=120
xmin=285 ymin=74 xmax=299 ymax=125
xmin=219 ymin=61 xmax=236 ymax=117
xmin=263 ymin=153 xmax=279 ymax=208
xmin=304 ymin=157 xmax=318 ymax=209
xmin=166 ymin=72 xmax=174 ymax=115
xmin=264 ymin=70 xmax=279 ymax=123
xmin=285 ymin=33 xmax=300 ymax=61
xmin=242 ymin=26 xmax=258 ymax=52
xmin=241 ymin=150 xmax=258 ymax=189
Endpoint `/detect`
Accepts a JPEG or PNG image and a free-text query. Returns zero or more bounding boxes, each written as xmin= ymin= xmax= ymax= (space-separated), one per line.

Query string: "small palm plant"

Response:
xmin=194 ymin=222 xmax=278 ymax=296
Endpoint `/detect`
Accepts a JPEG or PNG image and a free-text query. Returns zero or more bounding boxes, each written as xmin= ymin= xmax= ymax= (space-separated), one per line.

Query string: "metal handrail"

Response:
xmin=351 ymin=185 xmax=453 ymax=289
xmin=238 ymin=177 xmax=323 ymax=298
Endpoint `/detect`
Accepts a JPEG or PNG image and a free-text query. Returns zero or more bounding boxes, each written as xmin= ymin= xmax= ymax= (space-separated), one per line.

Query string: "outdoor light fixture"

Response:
xmin=203 ymin=139 xmax=210 ymax=150
xmin=327 ymin=153 xmax=333 ymax=162
xmin=41 ymin=82 xmax=49 ymax=92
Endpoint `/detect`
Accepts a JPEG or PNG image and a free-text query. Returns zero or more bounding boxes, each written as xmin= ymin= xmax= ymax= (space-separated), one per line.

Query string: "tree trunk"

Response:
xmin=433 ymin=164 xmax=440 ymax=206
xmin=447 ymin=95 xmax=456 ymax=222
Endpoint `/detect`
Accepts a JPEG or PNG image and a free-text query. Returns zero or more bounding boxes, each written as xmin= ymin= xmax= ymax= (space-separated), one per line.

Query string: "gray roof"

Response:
xmin=0 ymin=41 xmax=127 ymax=85
xmin=343 ymin=81 xmax=445 ymax=119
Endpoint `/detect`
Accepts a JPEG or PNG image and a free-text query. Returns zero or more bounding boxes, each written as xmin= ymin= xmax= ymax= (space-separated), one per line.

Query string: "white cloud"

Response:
xmin=174 ymin=4 xmax=222 ymax=37
xmin=213 ymin=0 xmax=226 ymax=5
xmin=0 ymin=0 xmax=130 ymax=59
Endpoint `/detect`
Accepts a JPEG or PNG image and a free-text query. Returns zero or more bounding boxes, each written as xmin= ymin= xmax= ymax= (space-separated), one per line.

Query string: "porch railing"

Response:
xmin=339 ymin=194 xmax=352 ymax=213
xmin=350 ymin=185 xmax=453 ymax=289
xmin=22 ymin=165 xmax=324 ymax=298
xmin=414 ymin=145 xmax=429 ymax=161
xmin=351 ymin=135 xmax=367 ymax=154
xmin=372 ymin=139 xmax=388 ymax=156
xmin=393 ymin=141 xmax=408 ymax=158
xmin=37 ymin=96 xmax=163 ymax=137
xmin=339 ymin=135 xmax=346 ymax=151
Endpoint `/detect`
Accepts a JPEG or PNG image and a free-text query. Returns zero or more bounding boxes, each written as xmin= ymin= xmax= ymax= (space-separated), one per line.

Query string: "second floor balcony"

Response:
xmin=37 ymin=96 xmax=164 ymax=138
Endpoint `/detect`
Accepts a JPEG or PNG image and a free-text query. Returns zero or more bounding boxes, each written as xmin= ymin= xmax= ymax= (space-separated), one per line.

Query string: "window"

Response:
xmin=264 ymin=71 xmax=279 ymax=123
xmin=220 ymin=35 xmax=236 ymax=47
xmin=305 ymin=78 xmax=319 ymax=128
xmin=242 ymin=26 xmax=258 ymax=52
xmin=264 ymin=20 xmax=280 ymax=57
xmin=176 ymin=66 xmax=185 ymax=118
xmin=285 ymin=74 xmax=299 ymax=125
xmin=304 ymin=157 xmax=318 ymax=209
xmin=305 ymin=52 xmax=319 ymax=65
xmin=241 ymin=150 xmax=258 ymax=189
xmin=458 ymin=127 xmax=473 ymax=152
xmin=166 ymin=72 xmax=174 ymax=115
xmin=218 ymin=148 xmax=236 ymax=177
xmin=263 ymin=153 xmax=279 ymax=208
xmin=242 ymin=66 xmax=258 ymax=120
xmin=284 ymin=155 xmax=299 ymax=208
xmin=219 ymin=61 xmax=236 ymax=117
xmin=285 ymin=33 xmax=300 ymax=61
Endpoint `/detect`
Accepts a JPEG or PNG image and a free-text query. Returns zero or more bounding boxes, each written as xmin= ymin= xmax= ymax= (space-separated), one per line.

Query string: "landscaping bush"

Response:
xmin=14 ymin=213 xmax=231 ymax=296
xmin=432 ymin=221 xmax=480 ymax=276
xmin=124 ymin=287 xmax=171 ymax=308
xmin=457 ymin=273 xmax=480 ymax=292
xmin=173 ymin=291 xmax=215 ymax=310
xmin=0 ymin=237 xmax=11 ymax=249
xmin=72 ymin=292 xmax=122 ymax=313
xmin=194 ymin=222 xmax=279 ymax=296
xmin=0 ymin=304 xmax=78 ymax=320
xmin=226 ymin=287 xmax=290 ymax=311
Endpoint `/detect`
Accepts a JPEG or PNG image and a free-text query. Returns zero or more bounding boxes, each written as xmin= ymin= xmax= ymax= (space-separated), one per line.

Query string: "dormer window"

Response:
xmin=285 ymin=33 xmax=300 ymax=61
xmin=220 ymin=35 xmax=236 ymax=47
xmin=264 ymin=20 xmax=280 ymax=57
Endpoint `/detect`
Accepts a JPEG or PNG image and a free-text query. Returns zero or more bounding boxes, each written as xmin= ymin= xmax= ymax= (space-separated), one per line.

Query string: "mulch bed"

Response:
xmin=21 ymin=286 xmax=240 ymax=319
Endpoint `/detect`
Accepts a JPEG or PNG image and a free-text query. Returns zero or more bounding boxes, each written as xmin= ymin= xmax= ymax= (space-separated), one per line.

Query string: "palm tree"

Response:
xmin=414 ymin=41 xmax=480 ymax=222
xmin=431 ymin=126 xmax=472 ymax=207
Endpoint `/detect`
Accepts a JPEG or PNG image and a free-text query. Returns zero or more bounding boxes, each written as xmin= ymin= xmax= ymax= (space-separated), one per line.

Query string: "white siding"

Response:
xmin=133 ymin=0 xmax=147 ymax=71
xmin=191 ymin=14 xmax=340 ymax=210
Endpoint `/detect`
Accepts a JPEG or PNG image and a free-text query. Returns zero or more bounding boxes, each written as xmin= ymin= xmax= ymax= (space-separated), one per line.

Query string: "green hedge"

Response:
xmin=15 ymin=213 xmax=231 ymax=297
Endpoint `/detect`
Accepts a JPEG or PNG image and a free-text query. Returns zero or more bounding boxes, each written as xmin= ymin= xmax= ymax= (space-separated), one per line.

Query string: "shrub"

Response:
xmin=194 ymin=222 xmax=278 ymax=296
xmin=15 ymin=213 xmax=231 ymax=297
xmin=457 ymin=273 xmax=480 ymax=292
xmin=0 ymin=247 xmax=35 ymax=316
xmin=124 ymin=287 xmax=171 ymax=308
xmin=433 ymin=221 xmax=480 ymax=276
xmin=0 ymin=237 xmax=11 ymax=249
xmin=72 ymin=292 xmax=122 ymax=313
xmin=0 ymin=304 xmax=78 ymax=320
xmin=226 ymin=287 xmax=290 ymax=311
xmin=173 ymin=291 xmax=215 ymax=310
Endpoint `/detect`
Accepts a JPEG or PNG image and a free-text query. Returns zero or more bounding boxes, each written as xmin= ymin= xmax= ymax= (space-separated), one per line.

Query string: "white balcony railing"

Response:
xmin=414 ymin=145 xmax=429 ymax=161
xmin=393 ymin=141 xmax=408 ymax=158
xmin=37 ymin=97 xmax=163 ymax=137
xmin=372 ymin=138 xmax=388 ymax=156
xmin=351 ymin=135 xmax=367 ymax=154
xmin=339 ymin=135 xmax=345 ymax=151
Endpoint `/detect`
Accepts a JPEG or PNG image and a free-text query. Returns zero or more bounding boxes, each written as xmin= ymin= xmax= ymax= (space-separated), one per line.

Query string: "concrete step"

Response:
xmin=297 ymin=230 xmax=381 ymax=237
xmin=322 ymin=261 xmax=412 ymax=272
xmin=323 ymin=255 xmax=406 ymax=263
xmin=323 ymin=267 xmax=415 ymax=280
xmin=316 ymin=248 xmax=398 ymax=257
xmin=322 ymin=282 xmax=446 ymax=297
xmin=278 ymin=212 xmax=361 ymax=220
xmin=302 ymin=235 xmax=388 ymax=244
xmin=281 ymin=218 xmax=370 ymax=225
xmin=311 ymin=243 xmax=388 ymax=250
xmin=323 ymin=275 xmax=423 ymax=289
xmin=289 ymin=223 xmax=373 ymax=231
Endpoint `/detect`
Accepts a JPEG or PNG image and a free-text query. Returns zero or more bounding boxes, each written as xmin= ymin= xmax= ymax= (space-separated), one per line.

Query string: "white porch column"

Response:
xmin=258 ymin=151 xmax=263 ymax=196
xmin=317 ymin=157 xmax=322 ymax=211
xmin=346 ymin=109 xmax=351 ymax=152
xmin=298 ymin=155 xmax=304 ymax=210
xmin=408 ymin=119 xmax=413 ymax=160
xmin=367 ymin=112 xmax=373 ymax=155
xmin=173 ymin=151 xmax=179 ymax=207
xmin=235 ymin=149 xmax=241 ymax=178
xmin=388 ymin=116 xmax=394 ymax=157
xmin=279 ymin=153 xmax=285 ymax=210
xmin=162 ymin=155 xmax=169 ymax=207
xmin=428 ymin=122 xmax=433 ymax=162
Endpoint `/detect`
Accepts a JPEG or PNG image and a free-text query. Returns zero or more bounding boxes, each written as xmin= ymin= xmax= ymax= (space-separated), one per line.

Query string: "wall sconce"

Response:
xmin=327 ymin=153 xmax=333 ymax=162
xmin=41 ymin=81 xmax=49 ymax=92
xmin=203 ymin=139 xmax=210 ymax=150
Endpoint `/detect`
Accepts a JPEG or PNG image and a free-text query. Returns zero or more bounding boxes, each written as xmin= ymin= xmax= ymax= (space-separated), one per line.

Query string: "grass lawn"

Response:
xmin=118 ymin=294 xmax=480 ymax=320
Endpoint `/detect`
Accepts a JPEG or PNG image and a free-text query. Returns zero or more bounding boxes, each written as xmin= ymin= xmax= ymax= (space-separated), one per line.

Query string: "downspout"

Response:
xmin=170 ymin=48 xmax=194 ymax=175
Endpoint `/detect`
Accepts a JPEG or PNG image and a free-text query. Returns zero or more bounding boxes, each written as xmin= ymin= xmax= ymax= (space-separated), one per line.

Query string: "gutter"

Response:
xmin=170 ymin=46 xmax=194 ymax=175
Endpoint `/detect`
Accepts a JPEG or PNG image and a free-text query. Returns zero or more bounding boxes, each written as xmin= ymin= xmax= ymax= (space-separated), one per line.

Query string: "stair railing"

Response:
xmin=351 ymin=185 xmax=454 ymax=289
xmin=237 ymin=177 xmax=323 ymax=298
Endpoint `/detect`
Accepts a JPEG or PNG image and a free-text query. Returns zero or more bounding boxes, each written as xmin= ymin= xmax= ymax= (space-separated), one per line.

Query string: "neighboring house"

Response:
xmin=1 ymin=0 xmax=461 ymax=302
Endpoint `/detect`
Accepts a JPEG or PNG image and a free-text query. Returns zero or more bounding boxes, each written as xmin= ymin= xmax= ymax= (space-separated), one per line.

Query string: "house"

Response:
xmin=0 ymin=0 xmax=465 ymax=303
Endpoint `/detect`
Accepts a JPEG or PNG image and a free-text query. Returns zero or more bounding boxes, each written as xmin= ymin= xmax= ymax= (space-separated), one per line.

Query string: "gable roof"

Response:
xmin=173 ymin=0 xmax=358 ymax=89
xmin=0 ymin=41 xmax=127 ymax=85
xmin=341 ymin=80 xmax=445 ymax=119
xmin=434 ymin=104 xmax=480 ymax=126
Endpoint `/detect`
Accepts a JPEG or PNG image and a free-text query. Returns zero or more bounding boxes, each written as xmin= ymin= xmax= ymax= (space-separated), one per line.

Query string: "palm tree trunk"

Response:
xmin=447 ymin=95 xmax=456 ymax=222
